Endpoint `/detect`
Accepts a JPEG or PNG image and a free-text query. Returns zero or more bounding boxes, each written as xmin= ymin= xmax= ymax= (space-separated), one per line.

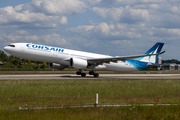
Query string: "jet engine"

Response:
xmin=69 ymin=58 xmax=88 ymax=69
xmin=49 ymin=63 xmax=66 ymax=70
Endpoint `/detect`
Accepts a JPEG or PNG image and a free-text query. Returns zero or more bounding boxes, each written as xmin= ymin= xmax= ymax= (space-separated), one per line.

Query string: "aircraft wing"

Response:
xmin=87 ymin=51 xmax=165 ymax=65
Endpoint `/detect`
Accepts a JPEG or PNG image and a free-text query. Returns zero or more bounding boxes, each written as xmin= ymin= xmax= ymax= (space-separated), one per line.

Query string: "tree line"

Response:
xmin=162 ymin=59 xmax=180 ymax=64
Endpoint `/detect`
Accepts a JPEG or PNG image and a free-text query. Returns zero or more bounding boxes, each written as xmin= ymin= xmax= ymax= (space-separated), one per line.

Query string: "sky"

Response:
xmin=0 ymin=0 xmax=180 ymax=60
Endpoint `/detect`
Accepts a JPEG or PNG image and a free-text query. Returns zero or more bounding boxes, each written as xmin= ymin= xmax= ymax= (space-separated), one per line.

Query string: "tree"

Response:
xmin=40 ymin=62 xmax=47 ymax=69
xmin=0 ymin=50 xmax=8 ymax=62
xmin=162 ymin=59 xmax=180 ymax=64
xmin=10 ymin=58 xmax=19 ymax=66
xmin=8 ymin=55 xmax=14 ymax=62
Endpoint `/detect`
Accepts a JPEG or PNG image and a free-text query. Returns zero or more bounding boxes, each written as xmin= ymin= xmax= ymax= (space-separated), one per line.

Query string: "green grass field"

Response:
xmin=0 ymin=79 xmax=179 ymax=119
xmin=1 ymin=106 xmax=179 ymax=120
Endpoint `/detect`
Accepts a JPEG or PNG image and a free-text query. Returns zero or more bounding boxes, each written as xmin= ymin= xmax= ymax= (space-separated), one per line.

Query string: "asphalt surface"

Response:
xmin=0 ymin=74 xmax=180 ymax=80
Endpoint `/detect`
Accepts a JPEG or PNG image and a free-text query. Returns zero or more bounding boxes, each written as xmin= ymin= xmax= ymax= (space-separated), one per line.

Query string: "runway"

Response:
xmin=0 ymin=74 xmax=180 ymax=80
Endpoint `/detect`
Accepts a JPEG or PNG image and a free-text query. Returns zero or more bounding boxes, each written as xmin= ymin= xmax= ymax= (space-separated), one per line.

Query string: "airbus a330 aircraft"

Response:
xmin=4 ymin=42 xmax=165 ymax=77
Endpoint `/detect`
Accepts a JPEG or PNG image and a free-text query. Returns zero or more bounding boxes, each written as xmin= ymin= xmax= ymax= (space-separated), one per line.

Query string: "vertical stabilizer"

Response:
xmin=134 ymin=42 xmax=164 ymax=63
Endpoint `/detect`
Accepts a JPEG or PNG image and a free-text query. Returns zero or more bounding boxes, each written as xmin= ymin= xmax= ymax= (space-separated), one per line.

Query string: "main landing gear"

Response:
xmin=89 ymin=71 xmax=99 ymax=77
xmin=76 ymin=70 xmax=86 ymax=77
xmin=76 ymin=70 xmax=99 ymax=78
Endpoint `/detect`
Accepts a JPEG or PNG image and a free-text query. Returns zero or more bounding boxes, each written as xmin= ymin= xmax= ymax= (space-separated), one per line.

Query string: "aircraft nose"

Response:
xmin=3 ymin=46 xmax=11 ymax=53
xmin=4 ymin=46 xmax=8 ymax=51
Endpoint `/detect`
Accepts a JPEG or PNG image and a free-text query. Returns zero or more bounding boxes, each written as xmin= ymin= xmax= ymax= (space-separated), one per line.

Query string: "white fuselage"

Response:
xmin=4 ymin=43 xmax=138 ymax=72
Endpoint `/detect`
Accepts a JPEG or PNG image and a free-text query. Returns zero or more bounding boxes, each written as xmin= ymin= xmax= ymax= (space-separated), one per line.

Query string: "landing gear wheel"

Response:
xmin=76 ymin=71 xmax=81 ymax=75
xmin=93 ymin=73 xmax=99 ymax=78
xmin=89 ymin=71 xmax=94 ymax=75
xmin=81 ymin=73 xmax=86 ymax=77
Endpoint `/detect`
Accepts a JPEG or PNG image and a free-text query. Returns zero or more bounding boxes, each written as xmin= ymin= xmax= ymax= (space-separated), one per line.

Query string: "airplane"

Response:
xmin=4 ymin=42 xmax=165 ymax=77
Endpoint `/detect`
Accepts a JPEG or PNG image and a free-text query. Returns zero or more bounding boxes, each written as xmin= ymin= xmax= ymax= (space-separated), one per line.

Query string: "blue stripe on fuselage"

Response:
xmin=126 ymin=59 xmax=153 ymax=70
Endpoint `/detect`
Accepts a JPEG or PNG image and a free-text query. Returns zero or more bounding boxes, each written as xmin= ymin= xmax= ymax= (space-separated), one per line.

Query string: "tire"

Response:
xmin=94 ymin=73 xmax=99 ymax=78
xmin=81 ymin=73 xmax=86 ymax=77
xmin=76 ymin=71 xmax=81 ymax=75
xmin=89 ymin=71 xmax=94 ymax=75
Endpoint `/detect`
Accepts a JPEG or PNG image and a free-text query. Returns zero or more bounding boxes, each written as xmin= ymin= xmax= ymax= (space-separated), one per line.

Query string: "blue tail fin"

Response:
xmin=134 ymin=42 xmax=164 ymax=63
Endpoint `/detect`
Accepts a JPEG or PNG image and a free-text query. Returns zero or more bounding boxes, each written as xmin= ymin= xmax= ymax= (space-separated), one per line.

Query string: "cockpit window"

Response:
xmin=8 ymin=45 xmax=15 ymax=47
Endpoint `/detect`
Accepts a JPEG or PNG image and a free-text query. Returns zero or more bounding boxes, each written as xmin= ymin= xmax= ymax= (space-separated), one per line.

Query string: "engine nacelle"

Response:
xmin=70 ymin=58 xmax=88 ymax=69
xmin=49 ymin=63 xmax=66 ymax=70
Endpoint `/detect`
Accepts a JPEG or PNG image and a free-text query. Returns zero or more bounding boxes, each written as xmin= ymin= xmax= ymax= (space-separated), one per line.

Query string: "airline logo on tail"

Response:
xmin=126 ymin=42 xmax=164 ymax=70
xmin=135 ymin=42 xmax=164 ymax=63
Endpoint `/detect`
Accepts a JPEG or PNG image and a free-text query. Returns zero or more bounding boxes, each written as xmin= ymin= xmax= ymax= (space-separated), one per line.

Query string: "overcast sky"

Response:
xmin=0 ymin=0 xmax=180 ymax=60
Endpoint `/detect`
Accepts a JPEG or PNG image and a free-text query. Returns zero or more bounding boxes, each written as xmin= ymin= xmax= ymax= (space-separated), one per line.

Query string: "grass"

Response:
xmin=1 ymin=106 xmax=180 ymax=120
xmin=0 ymin=79 xmax=179 ymax=119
